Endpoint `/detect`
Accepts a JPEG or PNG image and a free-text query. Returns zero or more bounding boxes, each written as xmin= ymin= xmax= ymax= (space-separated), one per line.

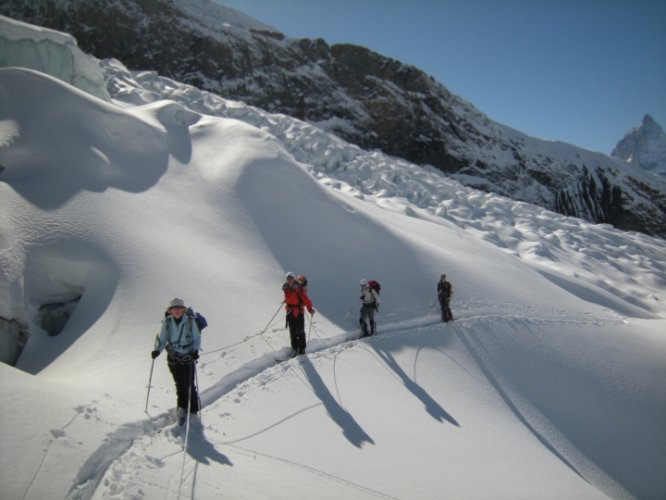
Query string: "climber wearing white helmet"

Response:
xmin=359 ymin=278 xmax=380 ymax=337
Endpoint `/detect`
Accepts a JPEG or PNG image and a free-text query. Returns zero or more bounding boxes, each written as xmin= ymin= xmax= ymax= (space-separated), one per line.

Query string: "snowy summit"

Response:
xmin=612 ymin=114 xmax=666 ymax=178
xmin=1 ymin=13 xmax=666 ymax=500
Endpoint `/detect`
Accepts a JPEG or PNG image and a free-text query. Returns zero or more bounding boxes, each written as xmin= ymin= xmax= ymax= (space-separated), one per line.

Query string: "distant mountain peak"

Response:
xmin=612 ymin=114 xmax=666 ymax=178
xmin=641 ymin=113 xmax=663 ymax=134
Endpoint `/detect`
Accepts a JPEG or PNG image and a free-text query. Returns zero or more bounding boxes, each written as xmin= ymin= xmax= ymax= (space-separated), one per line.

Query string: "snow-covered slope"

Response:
xmin=1 ymin=20 xmax=666 ymax=500
xmin=612 ymin=114 xmax=666 ymax=178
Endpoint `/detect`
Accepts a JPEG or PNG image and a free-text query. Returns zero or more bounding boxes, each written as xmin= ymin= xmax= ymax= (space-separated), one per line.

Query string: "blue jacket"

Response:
xmin=156 ymin=315 xmax=201 ymax=355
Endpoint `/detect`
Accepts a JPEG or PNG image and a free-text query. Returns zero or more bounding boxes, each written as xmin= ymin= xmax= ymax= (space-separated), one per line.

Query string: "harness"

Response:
xmin=167 ymin=351 xmax=197 ymax=365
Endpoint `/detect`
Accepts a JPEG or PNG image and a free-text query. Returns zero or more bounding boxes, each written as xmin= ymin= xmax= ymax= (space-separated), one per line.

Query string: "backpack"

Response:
xmin=186 ymin=307 xmax=208 ymax=332
xmin=438 ymin=280 xmax=452 ymax=299
xmin=368 ymin=280 xmax=381 ymax=294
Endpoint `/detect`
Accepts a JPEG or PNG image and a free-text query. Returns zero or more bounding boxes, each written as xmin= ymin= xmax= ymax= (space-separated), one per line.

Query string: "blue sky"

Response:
xmin=216 ymin=0 xmax=666 ymax=154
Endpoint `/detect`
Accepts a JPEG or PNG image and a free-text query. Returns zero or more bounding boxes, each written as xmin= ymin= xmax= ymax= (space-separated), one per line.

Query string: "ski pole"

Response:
xmin=344 ymin=299 xmax=361 ymax=320
xmin=307 ymin=312 xmax=313 ymax=342
xmin=144 ymin=357 xmax=155 ymax=413
xmin=145 ymin=334 xmax=159 ymax=413
xmin=261 ymin=301 xmax=285 ymax=333
xmin=194 ymin=362 xmax=202 ymax=422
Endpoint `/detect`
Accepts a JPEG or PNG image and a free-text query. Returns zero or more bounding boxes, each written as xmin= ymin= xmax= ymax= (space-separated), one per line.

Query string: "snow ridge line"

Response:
xmin=66 ymin=311 xmax=620 ymax=499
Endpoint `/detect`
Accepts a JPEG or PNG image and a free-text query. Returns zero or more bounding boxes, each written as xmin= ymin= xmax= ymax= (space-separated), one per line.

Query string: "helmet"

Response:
xmin=360 ymin=278 xmax=368 ymax=286
xmin=286 ymin=272 xmax=296 ymax=280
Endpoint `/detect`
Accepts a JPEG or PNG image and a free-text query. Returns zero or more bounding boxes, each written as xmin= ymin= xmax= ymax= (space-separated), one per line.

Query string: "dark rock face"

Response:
xmin=555 ymin=167 xmax=654 ymax=234
xmin=0 ymin=317 xmax=28 ymax=366
xmin=2 ymin=0 xmax=665 ymax=237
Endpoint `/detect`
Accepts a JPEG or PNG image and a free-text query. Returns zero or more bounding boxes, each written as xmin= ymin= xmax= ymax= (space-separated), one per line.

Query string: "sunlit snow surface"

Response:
xmin=1 ymin=18 xmax=666 ymax=500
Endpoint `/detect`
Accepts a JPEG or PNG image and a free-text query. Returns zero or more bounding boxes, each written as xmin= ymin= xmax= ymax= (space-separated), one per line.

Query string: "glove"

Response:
xmin=192 ymin=350 xmax=199 ymax=360
xmin=151 ymin=350 xmax=160 ymax=359
xmin=309 ymin=308 xmax=315 ymax=315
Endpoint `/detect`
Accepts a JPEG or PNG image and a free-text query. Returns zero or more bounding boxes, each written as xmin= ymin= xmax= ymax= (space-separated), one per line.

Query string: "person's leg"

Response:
xmin=367 ymin=307 xmax=377 ymax=335
xmin=359 ymin=306 xmax=369 ymax=336
xmin=296 ymin=313 xmax=306 ymax=354
xmin=188 ymin=363 xmax=199 ymax=413
xmin=168 ymin=362 xmax=189 ymax=424
xmin=287 ymin=313 xmax=298 ymax=351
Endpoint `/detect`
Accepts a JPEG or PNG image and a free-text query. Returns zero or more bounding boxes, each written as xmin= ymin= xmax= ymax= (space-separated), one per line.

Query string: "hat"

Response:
xmin=168 ymin=297 xmax=185 ymax=309
xmin=360 ymin=278 xmax=368 ymax=286
xmin=286 ymin=272 xmax=296 ymax=280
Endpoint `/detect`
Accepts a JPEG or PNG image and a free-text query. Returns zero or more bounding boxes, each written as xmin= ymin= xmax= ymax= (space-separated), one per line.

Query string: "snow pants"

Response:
xmin=440 ymin=298 xmax=453 ymax=322
xmin=286 ymin=310 xmax=306 ymax=354
xmin=360 ymin=304 xmax=377 ymax=336
xmin=167 ymin=357 xmax=200 ymax=413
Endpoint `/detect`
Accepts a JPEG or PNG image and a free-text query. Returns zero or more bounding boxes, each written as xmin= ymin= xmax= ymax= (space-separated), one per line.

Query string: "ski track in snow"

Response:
xmin=70 ymin=307 xmax=623 ymax=500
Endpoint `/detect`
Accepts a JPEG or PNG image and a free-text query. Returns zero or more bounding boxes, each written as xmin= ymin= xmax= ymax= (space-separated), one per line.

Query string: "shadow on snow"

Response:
xmin=298 ymin=354 xmax=375 ymax=448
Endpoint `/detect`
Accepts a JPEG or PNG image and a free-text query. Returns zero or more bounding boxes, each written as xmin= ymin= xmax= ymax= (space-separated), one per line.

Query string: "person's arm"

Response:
xmin=300 ymin=289 xmax=314 ymax=314
xmin=156 ymin=319 xmax=169 ymax=352
xmin=152 ymin=319 xmax=169 ymax=358
xmin=191 ymin=320 xmax=201 ymax=352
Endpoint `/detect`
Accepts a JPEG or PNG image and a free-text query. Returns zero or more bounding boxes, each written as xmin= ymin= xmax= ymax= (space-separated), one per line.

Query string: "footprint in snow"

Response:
xmin=50 ymin=429 xmax=66 ymax=438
